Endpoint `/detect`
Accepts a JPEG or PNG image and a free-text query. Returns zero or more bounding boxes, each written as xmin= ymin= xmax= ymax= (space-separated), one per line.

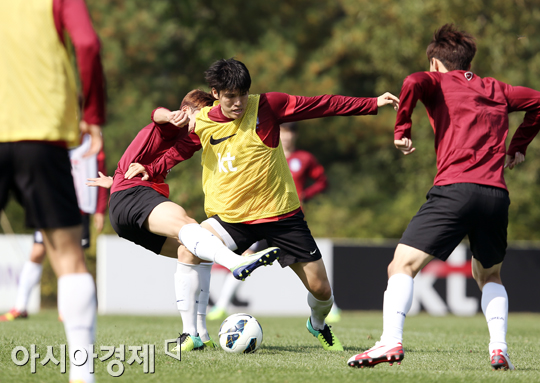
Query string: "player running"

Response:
xmin=139 ymin=59 xmax=399 ymax=351
xmin=347 ymin=24 xmax=540 ymax=370
xmin=88 ymin=89 xmax=279 ymax=352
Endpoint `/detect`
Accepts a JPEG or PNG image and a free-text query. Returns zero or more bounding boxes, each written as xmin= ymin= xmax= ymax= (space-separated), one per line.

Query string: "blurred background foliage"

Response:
xmin=3 ymin=0 xmax=540 ymax=304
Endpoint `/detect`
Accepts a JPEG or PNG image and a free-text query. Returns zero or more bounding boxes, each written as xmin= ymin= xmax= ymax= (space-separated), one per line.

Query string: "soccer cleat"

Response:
xmin=306 ymin=318 xmax=343 ymax=351
xmin=326 ymin=307 xmax=342 ymax=323
xmin=203 ymin=337 xmax=219 ymax=349
xmin=490 ymin=349 xmax=515 ymax=370
xmin=172 ymin=333 xmax=205 ymax=352
xmin=207 ymin=307 xmax=228 ymax=321
xmin=347 ymin=341 xmax=404 ymax=368
xmin=230 ymin=247 xmax=280 ymax=281
xmin=0 ymin=308 xmax=28 ymax=322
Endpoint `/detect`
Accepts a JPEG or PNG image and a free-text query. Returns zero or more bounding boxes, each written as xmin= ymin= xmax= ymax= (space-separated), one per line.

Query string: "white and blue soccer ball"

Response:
xmin=218 ymin=313 xmax=263 ymax=354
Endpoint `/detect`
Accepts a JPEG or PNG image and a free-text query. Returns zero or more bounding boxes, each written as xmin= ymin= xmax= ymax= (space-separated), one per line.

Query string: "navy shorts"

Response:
xmin=109 ymin=186 xmax=169 ymax=254
xmin=0 ymin=142 xmax=81 ymax=229
xmin=205 ymin=210 xmax=322 ymax=268
xmin=400 ymin=183 xmax=510 ymax=269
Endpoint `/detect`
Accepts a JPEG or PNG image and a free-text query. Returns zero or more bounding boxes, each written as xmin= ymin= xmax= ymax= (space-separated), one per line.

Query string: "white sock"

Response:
xmin=481 ymin=282 xmax=508 ymax=353
xmin=197 ymin=262 xmax=213 ymax=342
xmin=380 ymin=273 xmax=414 ymax=344
xmin=178 ymin=223 xmax=240 ymax=269
xmin=58 ymin=273 xmax=96 ymax=383
xmin=214 ymin=272 xmax=243 ymax=310
xmin=175 ymin=262 xmax=200 ymax=337
xmin=307 ymin=292 xmax=334 ymax=330
xmin=15 ymin=261 xmax=43 ymax=312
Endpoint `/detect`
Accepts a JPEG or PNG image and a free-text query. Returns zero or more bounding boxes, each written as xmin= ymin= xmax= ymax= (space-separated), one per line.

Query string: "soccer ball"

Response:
xmin=218 ymin=313 xmax=263 ymax=353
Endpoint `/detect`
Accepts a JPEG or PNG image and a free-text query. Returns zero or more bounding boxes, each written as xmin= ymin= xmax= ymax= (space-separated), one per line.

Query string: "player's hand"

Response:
xmin=125 ymin=163 xmax=149 ymax=180
xmin=168 ymin=110 xmax=189 ymax=128
xmin=93 ymin=213 xmax=105 ymax=233
xmin=80 ymin=121 xmax=103 ymax=158
xmin=377 ymin=92 xmax=400 ymax=111
xmin=86 ymin=171 xmax=113 ymax=189
xmin=504 ymin=152 xmax=525 ymax=169
xmin=394 ymin=137 xmax=415 ymax=155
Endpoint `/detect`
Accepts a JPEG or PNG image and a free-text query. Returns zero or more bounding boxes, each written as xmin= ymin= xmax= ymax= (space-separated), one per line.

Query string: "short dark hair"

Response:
xmin=180 ymin=89 xmax=215 ymax=110
xmin=204 ymin=58 xmax=251 ymax=95
xmin=426 ymin=24 xmax=476 ymax=71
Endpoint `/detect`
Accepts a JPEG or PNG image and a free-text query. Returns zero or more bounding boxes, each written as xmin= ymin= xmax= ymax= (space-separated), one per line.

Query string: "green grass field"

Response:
xmin=1 ymin=310 xmax=539 ymax=383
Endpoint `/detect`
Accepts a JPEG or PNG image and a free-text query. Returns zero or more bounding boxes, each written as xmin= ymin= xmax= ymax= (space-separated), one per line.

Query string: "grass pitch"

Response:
xmin=1 ymin=310 xmax=539 ymax=383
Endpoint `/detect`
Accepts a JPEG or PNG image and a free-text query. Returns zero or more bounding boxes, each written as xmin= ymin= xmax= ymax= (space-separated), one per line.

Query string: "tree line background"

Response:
xmin=4 ymin=0 xmax=540 ymax=304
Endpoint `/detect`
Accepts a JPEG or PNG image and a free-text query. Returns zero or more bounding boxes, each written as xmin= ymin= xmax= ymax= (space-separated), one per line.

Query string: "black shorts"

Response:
xmin=0 ymin=142 xmax=81 ymax=229
xmin=400 ymin=183 xmax=510 ymax=269
xmin=34 ymin=213 xmax=90 ymax=248
xmin=109 ymin=186 xmax=169 ymax=254
xmin=205 ymin=210 xmax=322 ymax=268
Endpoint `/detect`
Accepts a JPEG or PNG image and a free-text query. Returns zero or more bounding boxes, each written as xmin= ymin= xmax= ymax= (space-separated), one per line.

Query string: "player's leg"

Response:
xmin=13 ymin=241 xmax=46 ymax=315
xmin=348 ymin=185 xmax=467 ymax=368
xmin=473 ymin=260 xmax=513 ymax=370
xmin=468 ymin=184 xmax=512 ymax=370
xmin=16 ymin=142 xmax=96 ymax=383
xmin=197 ymin=262 xmax=218 ymax=348
xmin=347 ymin=244 xmax=430 ymax=368
xmin=43 ymin=226 xmax=96 ymax=383
xmin=160 ymin=239 xmax=216 ymax=351
xmin=265 ymin=211 xmax=342 ymax=351
xmin=0 ymin=232 xmax=46 ymax=321
xmin=145 ymin=203 xmax=279 ymax=275
xmin=200 ymin=217 xmax=279 ymax=280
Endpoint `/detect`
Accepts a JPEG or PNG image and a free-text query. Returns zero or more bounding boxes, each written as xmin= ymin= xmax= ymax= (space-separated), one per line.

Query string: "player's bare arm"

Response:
xmin=394 ymin=137 xmax=415 ymax=155
xmin=86 ymin=171 xmax=113 ymax=189
xmin=377 ymin=92 xmax=400 ymax=111
xmin=504 ymin=152 xmax=525 ymax=170
xmin=153 ymin=108 xmax=188 ymax=127
xmin=80 ymin=120 xmax=103 ymax=158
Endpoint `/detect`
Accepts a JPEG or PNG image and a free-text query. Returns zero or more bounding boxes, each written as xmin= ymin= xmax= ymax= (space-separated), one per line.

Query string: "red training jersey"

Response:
xmin=395 ymin=70 xmax=540 ymax=190
xmin=111 ymin=109 xmax=200 ymax=198
xmin=287 ymin=150 xmax=328 ymax=202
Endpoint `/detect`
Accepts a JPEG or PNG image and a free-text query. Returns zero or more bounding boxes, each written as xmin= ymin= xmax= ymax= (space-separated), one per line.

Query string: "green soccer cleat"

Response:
xmin=207 ymin=306 xmax=228 ymax=321
xmin=203 ymin=337 xmax=219 ymax=349
xmin=306 ymin=318 xmax=343 ymax=351
xmin=230 ymin=247 xmax=280 ymax=280
xmin=172 ymin=333 xmax=204 ymax=352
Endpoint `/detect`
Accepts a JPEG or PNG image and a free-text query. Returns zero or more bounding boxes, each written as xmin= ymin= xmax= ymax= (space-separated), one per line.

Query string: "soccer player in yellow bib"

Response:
xmin=142 ymin=58 xmax=399 ymax=351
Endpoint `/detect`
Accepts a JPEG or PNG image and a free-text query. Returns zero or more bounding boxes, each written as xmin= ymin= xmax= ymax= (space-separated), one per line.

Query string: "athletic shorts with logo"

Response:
xmin=34 ymin=213 xmax=91 ymax=248
xmin=399 ymin=183 xmax=510 ymax=269
xmin=109 ymin=186 xmax=169 ymax=254
xmin=0 ymin=142 xmax=81 ymax=229
xmin=205 ymin=210 xmax=322 ymax=268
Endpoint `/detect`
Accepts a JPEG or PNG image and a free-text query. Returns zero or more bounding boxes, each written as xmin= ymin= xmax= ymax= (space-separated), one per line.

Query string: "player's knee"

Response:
xmin=177 ymin=245 xmax=201 ymax=264
xmin=310 ymin=281 xmax=332 ymax=300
